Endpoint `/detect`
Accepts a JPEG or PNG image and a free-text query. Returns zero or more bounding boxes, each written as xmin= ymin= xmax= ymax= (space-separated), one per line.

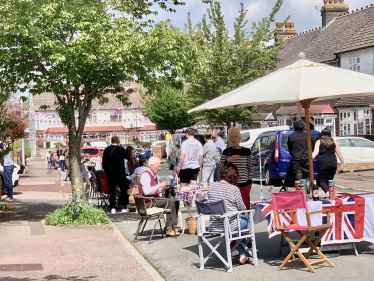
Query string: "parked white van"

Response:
xmin=240 ymin=126 xmax=290 ymax=148
xmin=90 ymin=141 xmax=108 ymax=150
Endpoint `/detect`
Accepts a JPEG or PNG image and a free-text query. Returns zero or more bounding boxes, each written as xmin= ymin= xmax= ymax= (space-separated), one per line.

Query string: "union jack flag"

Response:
xmin=254 ymin=192 xmax=374 ymax=245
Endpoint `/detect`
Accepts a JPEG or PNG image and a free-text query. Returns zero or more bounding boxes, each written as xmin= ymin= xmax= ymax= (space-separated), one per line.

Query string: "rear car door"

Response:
xmin=350 ymin=138 xmax=374 ymax=163
xmin=251 ymin=137 xmax=261 ymax=178
xmin=336 ymin=139 xmax=356 ymax=163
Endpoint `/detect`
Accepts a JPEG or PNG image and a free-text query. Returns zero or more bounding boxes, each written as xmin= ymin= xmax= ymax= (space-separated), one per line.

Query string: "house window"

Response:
xmin=110 ymin=114 xmax=122 ymax=122
xmin=88 ymin=113 xmax=97 ymax=123
xmin=349 ymin=56 xmax=360 ymax=72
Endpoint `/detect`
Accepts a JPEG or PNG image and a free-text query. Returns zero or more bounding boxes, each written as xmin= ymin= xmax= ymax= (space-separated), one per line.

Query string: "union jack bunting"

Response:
xmin=254 ymin=192 xmax=374 ymax=245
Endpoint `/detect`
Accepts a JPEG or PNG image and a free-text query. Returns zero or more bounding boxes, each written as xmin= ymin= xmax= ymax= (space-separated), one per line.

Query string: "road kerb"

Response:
xmin=111 ymin=224 xmax=164 ymax=281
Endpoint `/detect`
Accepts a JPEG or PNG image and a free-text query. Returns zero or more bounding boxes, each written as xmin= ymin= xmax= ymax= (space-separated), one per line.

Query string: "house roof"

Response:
xmin=42 ymin=126 xmax=128 ymax=134
xmin=251 ymin=112 xmax=276 ymax=121
xmin=275 ymin=102 xmax=337 ymax=115
xmin=33 ymin=82 xmax=145 ymax=111
xmin=336 ymin=19 xmax=374 ymax=54
xmin=279 ymin=5 xmax=374 ymax=67
xmin=138 ymin=125 xmax=158 ymax=131
xmin=334 ymin=96 xmax=374 ymax=107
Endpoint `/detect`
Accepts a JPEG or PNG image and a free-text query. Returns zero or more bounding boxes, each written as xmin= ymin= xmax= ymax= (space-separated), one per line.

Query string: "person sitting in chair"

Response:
xmin=208 ymin=162 xmax=251 ymax=265
xmin=138 ymin=157 xmax=180 ymax=237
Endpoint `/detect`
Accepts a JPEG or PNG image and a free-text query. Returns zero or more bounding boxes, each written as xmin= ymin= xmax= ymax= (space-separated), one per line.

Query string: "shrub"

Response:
xmin=45 ymin=184 xmax=111 ymax=226
xmin=54 ymin=142 xmax=65 ymax=148
xmin=12 ymin=139 xmax=31 ymax=158
xmin=46 ymin=142 xmax=50 ymax=148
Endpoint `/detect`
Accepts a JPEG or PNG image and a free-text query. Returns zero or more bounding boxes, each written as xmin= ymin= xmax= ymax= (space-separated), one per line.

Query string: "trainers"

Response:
xmin=2 ymin=196 xmax=13 ymax=202
xmin=111 ymin=208 xmax=116 ymax=214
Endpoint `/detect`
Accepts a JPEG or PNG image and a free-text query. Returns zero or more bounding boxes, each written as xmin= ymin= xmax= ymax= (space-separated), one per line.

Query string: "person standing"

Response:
xmin=0 ymin=142 xmax=14 ymax=202
xmin=287 ymin=119 xmax=311 ymax=182
xmin=201 ymin=131 xmax=216 ymax=188
xmin=312 ymin=128 xmax=346 ymax=193
xmin=219 ymin=128 xmax=253 ymax=210
xmin=176 ymin=128 xmax=203 ymax=186
xmin=212 ymin=128 xmax=226 ymax=181
xmin=102 ymin=136 xmax=130 ymax=214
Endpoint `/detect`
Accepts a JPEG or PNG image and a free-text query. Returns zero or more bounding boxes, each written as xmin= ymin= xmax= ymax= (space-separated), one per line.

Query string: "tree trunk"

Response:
xmin=68 ymin=130 xmax=86 ymax=205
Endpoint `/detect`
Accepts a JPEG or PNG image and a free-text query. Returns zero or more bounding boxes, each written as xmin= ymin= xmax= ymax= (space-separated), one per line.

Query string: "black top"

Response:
xmin=219 ymin=147 xmax=253 ymax=188
xmin=103 ymin=144 xmax=130 ymax=174
xmin=317 ymin=140 xmax=336 ymax=165
xmin=287 ymin=131 xmax=309 ymax=163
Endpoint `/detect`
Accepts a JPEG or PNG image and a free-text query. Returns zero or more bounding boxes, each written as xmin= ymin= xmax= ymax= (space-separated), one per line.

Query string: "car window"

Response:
xmin=337 ymin=139 xmax=351 ymax=147
xmin=242 ymin=132 xmax=250 ymax=143
xmin=260 ymin=136 xmax=269 ymax=150
xmin=267 ymin=135 xmax=276 ymax=149
xmin=82 ymin=149 xmax=99 ymax=155
xmin=251 ymin=137 xmax=261 ymax=153
xmin=351 ymin=139 xmax=374 ymax=148
xmin=281 ymin=133 xmax=319 ymax=151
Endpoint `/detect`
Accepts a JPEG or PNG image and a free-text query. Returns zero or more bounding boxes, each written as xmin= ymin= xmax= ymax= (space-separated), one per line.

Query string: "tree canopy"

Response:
xmin=140 ymin=82 xmax=197 ymax=134
xmin=0 ymin=0 xmax=208 ymax=198
xmin=185 ymin=0 xmax=289 ymax=129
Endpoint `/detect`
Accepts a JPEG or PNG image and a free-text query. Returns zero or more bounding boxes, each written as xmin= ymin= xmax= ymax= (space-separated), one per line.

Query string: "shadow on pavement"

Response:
xmin=0 ymin=200 xmax=64 ymax=223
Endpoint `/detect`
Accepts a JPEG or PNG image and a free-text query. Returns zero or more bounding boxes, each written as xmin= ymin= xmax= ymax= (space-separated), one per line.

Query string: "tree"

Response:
xmin=186 ymin=1 xmax=289 ymax=129
xmin=0 ymin=103 xmax=27 ymax=158
xmin=140 ymin=83 xmax=197 ymax=134
xmin=0 ymin=0 xmax=207 ymax=202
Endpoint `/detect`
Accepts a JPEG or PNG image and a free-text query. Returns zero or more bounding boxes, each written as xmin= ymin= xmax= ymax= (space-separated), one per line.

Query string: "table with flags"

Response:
xmin=252 ymin=192 xmax=374 ymax=246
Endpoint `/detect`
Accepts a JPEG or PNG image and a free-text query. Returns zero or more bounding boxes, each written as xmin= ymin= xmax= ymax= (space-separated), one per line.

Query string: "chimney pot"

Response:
xmin=276 ymin=22 xmax=282 ymax=27
xmin=356 ymin=9 xmax=358 ymax=11
xmin=371 ymin=4 xmax=373 ymax=7
xmin=361 ymin=7 xmax=363 ymax=10
xmin=366 ymin=5 xmax=368 ymax=8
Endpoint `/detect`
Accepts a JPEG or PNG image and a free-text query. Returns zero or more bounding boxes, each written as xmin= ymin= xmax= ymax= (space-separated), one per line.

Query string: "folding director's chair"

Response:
xmin=195 ymin=200 xmax=258 ymax=272
xmin=272 ymin=190 xmax=335 ymax=273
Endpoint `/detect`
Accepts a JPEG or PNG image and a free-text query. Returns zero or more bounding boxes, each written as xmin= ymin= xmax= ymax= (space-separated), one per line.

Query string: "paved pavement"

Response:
xmin=334 ymin=170 xmax=374 ymax=192
xmin=0 ymin=160 xmax=161 ymax=281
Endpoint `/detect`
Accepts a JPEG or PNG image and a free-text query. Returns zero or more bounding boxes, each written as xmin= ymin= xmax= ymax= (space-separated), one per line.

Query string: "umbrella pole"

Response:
xmin=301 ymin=99 xmax=315 ymax=187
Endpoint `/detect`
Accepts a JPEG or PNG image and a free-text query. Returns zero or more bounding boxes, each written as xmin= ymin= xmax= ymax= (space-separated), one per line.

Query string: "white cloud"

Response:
xmin=246 ymin=0 xmax=266 ymax=18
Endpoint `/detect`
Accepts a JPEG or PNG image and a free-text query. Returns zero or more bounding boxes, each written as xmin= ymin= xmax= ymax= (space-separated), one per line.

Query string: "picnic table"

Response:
xmin=252 ymin=191 xmax=374 ymax=248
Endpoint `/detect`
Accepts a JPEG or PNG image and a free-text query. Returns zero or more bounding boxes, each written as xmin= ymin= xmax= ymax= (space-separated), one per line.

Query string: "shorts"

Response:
xmin=179 ymin=168 xmax=200 ymax=183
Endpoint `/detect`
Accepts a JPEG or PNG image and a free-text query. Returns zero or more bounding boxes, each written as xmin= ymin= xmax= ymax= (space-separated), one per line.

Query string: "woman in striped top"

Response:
xmin=208 ymin=163 xmax=251 ymax=265
xmin=219 ymin=127 xmax=253 ymax=209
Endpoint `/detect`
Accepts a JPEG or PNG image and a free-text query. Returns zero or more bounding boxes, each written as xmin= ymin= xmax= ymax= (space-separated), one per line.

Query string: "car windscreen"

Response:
xmin=82 ymin=149 xmax=99 ymax=155
xmin=281 ymin=133 xmax=319 ymax=152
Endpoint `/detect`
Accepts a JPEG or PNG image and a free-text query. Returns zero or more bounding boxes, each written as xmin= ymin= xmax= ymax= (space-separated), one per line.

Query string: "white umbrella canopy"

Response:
xmin=189 ymin=52 xmax=374 ymax=185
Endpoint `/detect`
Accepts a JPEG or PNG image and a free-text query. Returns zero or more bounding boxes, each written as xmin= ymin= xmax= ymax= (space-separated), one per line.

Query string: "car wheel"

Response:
xmin=264 ymin=167 xmax=272 ymax=186
xmin=168 ymin=157 xmax=174 ymax=170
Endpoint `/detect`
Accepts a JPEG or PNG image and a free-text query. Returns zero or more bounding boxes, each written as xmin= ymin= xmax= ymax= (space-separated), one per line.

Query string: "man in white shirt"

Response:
xmin=176 ymin=128 xmax=203 ymax=185
xmin=138 ymin=157 xmax=180 ymax=236
xmin=0 ymin=141 xmax=14 ymax=202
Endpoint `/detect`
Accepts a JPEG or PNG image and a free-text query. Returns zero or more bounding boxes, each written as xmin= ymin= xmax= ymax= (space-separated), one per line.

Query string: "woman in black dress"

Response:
xmin=312 ymin=128 xmax=346 ymax=193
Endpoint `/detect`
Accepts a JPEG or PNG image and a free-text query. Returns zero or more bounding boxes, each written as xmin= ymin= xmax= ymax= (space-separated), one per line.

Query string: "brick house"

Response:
xmin=273 ymin=0 xmax=374 ymax=137
xmin=30 ymin=82 xmax=165 ymax=150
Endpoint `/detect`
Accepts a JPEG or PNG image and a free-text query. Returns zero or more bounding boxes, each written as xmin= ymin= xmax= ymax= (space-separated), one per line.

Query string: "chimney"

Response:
xmin=275 ymin=22 xmax=297 ymax=42
xmin=321 ymin=0 xmax=349 ymax=28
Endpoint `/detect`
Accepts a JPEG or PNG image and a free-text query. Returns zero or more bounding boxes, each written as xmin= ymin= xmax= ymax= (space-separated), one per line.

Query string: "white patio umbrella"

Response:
xmin=189 ymin=53 xmax=374 ymax=184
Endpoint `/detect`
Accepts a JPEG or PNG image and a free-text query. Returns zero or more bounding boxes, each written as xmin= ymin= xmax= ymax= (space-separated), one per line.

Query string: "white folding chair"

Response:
xmin=195 ymin=200 xmax=258 ymax=272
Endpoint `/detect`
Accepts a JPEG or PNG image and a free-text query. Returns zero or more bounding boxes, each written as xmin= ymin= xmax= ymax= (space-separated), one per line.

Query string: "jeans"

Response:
xmin=292 ymin=161 xmax=310 ymax=181
xmin=214 ymin=163 xmax=220 ymax=182
xmin=3 ymin=165 xmax=14 ymax=199
xmin=59 ymin=160 xmax=65 ymax=171
xmin=235 ymin=212 xmax=250 ymax=255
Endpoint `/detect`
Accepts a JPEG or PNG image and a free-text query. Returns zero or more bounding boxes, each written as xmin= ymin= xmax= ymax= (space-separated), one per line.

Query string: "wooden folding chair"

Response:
xmin=272 ymin=190 xmax=334 ymax=273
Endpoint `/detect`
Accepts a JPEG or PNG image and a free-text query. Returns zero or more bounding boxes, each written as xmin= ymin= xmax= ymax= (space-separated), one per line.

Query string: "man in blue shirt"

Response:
xmin=0 ymin=141 xmax=14 ymax=202
xmin=212 ymin=128 xmax=226 ymax=181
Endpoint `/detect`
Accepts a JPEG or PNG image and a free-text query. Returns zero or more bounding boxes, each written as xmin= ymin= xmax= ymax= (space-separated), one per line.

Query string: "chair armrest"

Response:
xmin=220 ymin=209 xmax=254 ymax=218
xmin=275 ymin=209 xmax=298 ymax=214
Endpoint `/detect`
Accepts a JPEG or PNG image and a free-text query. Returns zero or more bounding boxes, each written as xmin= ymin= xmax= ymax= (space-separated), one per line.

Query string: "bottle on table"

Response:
xmin=312 ymin=180 xmax=319 ymax=201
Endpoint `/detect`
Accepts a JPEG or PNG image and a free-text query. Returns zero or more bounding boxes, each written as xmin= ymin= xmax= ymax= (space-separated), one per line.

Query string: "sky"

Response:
xmin=148 ymin=0 xmax=371 ymax=35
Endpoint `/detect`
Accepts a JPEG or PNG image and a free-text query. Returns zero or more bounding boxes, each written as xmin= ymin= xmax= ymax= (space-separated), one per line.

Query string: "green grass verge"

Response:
xmin=45 ymin=205 xmax=111 ymax=226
